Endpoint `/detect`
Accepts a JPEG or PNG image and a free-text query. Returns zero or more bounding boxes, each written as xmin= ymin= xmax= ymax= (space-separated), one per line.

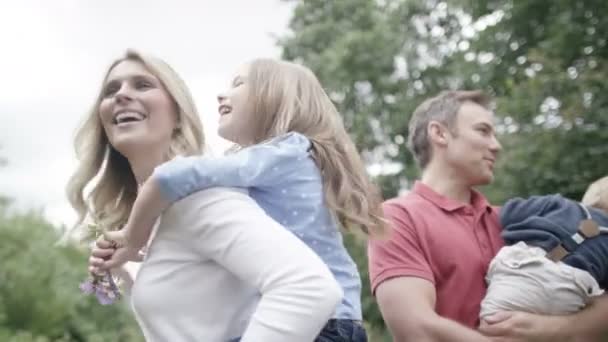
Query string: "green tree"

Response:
xmin=465 ymin=0 xmax=608 ymax=202
xmin=0 ymin=146 xmax=9 ymax=210
xmin=0 ymin=209 xmax=144 ymax=341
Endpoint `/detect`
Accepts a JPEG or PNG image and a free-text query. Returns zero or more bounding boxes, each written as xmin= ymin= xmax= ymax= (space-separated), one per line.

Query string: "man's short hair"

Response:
xmin=407 ymin=90 xmax=491 ymax=169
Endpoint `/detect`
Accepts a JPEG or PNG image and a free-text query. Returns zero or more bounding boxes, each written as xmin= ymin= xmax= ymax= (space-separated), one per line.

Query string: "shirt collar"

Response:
xmin=413 ymin=181 xmax=492 ymax=214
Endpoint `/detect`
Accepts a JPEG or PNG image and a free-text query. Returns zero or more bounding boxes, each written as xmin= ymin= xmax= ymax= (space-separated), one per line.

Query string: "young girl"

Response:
xmin=101 ymin=58 xmax=387 ymax=341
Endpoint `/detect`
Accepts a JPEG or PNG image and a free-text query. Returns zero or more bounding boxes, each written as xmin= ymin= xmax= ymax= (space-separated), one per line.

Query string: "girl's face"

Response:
xmin=98 ymin=60 xmax=178 ymax=159
xmin=217 ymin=63 xmax=256 ymax=146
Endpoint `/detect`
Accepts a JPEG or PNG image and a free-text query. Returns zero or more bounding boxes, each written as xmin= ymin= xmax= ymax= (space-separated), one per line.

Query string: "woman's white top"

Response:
xmin=131 ymin=187 xmax=342 ymax=342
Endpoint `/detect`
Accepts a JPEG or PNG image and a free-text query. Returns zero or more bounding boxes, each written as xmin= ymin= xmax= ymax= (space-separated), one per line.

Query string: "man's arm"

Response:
xmin=376 ymin=277 xmax=492 ymax=342
xmin=568 ymin=294 xmax=608 ymax=341
xmin=480 ymin=294 xmax=608 ymax=342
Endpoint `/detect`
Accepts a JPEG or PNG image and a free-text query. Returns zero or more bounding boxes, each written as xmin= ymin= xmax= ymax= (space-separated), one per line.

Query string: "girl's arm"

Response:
xmin=153 ymin=132 xmax=310 ymax=203
xmin=121 ymin=179 xmax=169 ymax=250
xmin=118 ymin=133 xmax=309 ymax=254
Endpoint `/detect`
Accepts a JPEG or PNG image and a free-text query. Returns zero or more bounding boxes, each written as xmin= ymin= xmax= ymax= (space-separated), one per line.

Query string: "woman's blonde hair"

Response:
xmin=245 ymin=59 xmax=387 ymax=236
xmin=66 ymin=49 xmax=204 ymax=235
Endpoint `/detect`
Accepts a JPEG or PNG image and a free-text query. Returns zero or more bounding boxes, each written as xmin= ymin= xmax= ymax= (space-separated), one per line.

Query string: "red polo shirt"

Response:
xmin=368 ymin=181 xmax=503 ymax=328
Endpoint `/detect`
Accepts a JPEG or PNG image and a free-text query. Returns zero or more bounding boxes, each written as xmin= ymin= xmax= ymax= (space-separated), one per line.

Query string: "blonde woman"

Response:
xmin=74 ymin=50 xmax=342 ymax=342
xmin=98 ymin=59 xmax=387 ymax=341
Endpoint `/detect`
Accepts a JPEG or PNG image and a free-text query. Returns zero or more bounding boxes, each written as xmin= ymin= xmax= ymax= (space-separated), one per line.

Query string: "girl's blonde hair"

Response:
xmin=246 ymin=59 xmax=387 ymax=236
xmin=66 ymin=49 xmax=204 ymax=235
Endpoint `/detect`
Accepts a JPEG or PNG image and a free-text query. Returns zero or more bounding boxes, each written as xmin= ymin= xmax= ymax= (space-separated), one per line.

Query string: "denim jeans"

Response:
xmin=315 ymin=319 xmax=367 ymax=342
xmin=230 ymin=319 xmax=367 ymax=342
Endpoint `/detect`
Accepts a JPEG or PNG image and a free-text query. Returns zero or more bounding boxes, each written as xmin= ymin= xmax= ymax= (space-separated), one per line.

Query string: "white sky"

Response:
xmin=0 ymin=0 xmax=295 ymax=227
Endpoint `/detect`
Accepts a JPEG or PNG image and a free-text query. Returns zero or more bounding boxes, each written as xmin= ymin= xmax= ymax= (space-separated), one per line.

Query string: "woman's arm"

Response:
xmin=184 ymin=188 xmax=342 ymax=342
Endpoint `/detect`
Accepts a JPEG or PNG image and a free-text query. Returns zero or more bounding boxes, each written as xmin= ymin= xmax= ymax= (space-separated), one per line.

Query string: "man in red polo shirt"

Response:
xmin=368 ymin=90 xmax=608 ymax=341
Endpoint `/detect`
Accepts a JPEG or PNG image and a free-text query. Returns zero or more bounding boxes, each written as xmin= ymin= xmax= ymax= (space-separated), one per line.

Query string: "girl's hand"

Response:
xmin=100 ymin=230 xmax=140 ymax=269
xmin=89 ymin=231 xmax=139 ymax=272
xmin=88 ymin=236 xmax=115 ymax=275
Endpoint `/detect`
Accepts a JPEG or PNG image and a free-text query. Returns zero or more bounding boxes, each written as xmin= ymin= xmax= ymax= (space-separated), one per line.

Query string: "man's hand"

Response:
xmin=480 ymin=311 xmax=570 ymax=342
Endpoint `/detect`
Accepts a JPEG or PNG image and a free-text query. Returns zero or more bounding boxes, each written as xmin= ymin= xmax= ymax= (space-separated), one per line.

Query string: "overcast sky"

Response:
xmin=0 ymin=0 xmax=295 ymax=227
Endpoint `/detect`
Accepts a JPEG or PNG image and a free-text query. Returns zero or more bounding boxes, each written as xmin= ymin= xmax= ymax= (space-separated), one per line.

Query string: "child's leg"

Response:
xmin=315 ymin=319 xmax=367 ymax=342
xmin=480 ymin=241 xmax=602 ymax=320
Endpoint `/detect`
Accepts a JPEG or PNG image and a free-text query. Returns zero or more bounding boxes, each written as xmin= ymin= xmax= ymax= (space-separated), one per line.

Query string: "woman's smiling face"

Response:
xmin=98 ymin=59 xmax=178 ymax=158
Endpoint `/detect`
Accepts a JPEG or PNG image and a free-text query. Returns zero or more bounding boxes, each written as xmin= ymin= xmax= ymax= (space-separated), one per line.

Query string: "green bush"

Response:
xmin=0 ymin=209 xmax=143 ymax=342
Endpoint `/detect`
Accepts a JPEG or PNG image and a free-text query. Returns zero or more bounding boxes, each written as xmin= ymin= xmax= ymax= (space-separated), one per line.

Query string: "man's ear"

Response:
xmin=428 ymin=120 xmax=449 ymax=147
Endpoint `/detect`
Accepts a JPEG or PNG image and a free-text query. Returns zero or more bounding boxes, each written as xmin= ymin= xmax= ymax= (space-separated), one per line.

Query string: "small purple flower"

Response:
xmin=79 ymin=279 xmax=95 ymax=295
xmin=95 ymin=287 xmax=115 ymax=305
xmin=80 ymin=271 xmax=121 ymax=305
xmin=81 ymin=221 xmax=123 ymax=305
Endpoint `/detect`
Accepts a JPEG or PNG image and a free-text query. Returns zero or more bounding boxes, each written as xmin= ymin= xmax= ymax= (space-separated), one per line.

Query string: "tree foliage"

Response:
xmin=0 ymin=208 xmax=143 ymax=341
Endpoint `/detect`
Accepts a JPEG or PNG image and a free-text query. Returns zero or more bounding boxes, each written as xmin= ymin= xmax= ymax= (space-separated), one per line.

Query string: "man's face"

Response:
xmin=443 ymin=101 xmax=502 ymax=186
